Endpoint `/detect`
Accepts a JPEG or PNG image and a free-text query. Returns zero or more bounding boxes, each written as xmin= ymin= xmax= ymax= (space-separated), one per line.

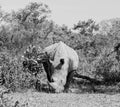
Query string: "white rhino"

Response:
xmin=42 ymin=41 xmax=79 ymax=92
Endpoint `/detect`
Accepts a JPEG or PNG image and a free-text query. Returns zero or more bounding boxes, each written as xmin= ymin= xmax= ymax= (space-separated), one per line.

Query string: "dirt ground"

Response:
xmin=1 ymin=88 xmax=120 ymax=107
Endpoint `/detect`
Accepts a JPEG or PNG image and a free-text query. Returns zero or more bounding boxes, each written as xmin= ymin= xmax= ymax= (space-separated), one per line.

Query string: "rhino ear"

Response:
xmin=60 ymin=59 xmax=64 ymax=65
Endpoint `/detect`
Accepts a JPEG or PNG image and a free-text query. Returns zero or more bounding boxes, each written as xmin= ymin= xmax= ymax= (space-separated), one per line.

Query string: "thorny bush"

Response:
xmin=0 ymin=45 xmax=47 ymax=92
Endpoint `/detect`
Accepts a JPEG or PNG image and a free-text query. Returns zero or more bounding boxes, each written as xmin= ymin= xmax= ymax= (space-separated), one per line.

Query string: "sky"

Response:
xmin=0 ymin=0 xmax=120 ymax=27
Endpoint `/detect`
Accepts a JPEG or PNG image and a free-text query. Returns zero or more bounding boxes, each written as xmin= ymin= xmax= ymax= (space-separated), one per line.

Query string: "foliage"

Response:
xmin=0 ymin=2 xmax=52 ymax=54
xmin=73 ymin=19 xmax=120 ymax=85
xmin=0 ymin=46 xmax=48 ymax=92
xmin=73 ymin=19 xmax=99 ymax=36
xmin=0 ymin=2 xmax=120 ymax=93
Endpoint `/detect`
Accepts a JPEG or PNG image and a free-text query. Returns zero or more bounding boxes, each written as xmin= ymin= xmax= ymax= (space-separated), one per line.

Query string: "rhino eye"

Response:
xmin=60 ymin=59 xmax=64 ymax=65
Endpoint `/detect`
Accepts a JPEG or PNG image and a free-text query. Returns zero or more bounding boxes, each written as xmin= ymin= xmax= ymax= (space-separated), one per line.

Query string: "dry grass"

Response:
xmin=1 ymin=87 xmax=120 ymax=107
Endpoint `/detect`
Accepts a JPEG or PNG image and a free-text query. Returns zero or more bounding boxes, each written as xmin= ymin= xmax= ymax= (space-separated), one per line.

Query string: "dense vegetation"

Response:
xmin=0 ymin=2 xmax=120 ymax=92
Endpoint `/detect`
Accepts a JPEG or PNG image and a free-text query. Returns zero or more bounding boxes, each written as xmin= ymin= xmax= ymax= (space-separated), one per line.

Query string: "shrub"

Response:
xmin=93 ymin=52 xmax=120 ymax=84
xmin=0 ymin=48 xmax=46 ymax=92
